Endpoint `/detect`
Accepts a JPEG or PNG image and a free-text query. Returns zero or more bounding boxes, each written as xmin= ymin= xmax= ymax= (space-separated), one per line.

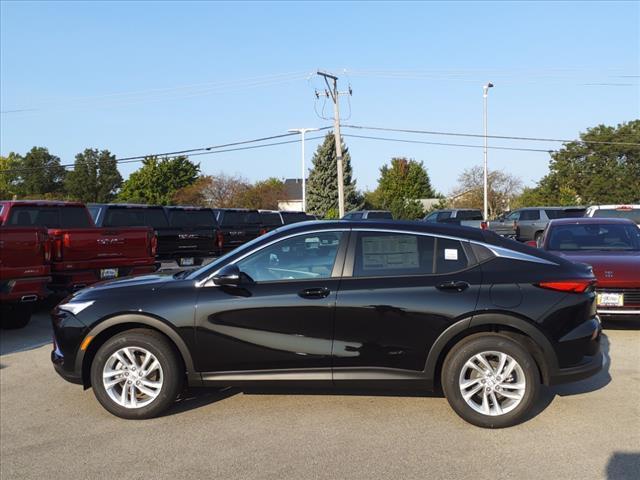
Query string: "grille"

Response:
xmin=596 ymin=288 xmax=640 ymax=305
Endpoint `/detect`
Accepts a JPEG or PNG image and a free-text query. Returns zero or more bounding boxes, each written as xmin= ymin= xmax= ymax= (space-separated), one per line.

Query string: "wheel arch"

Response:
xmin=76 ymin=313 xmax=197 ymax=389
xmin=424 ymin=313 xmax=558 ymax=388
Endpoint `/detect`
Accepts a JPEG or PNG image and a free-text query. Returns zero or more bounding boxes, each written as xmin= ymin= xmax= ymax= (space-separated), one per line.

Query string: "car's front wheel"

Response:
xmin=442 ymin=334 xmax=540 ymax=428
xmin=90 ymin=329 xmax=183 ymax=419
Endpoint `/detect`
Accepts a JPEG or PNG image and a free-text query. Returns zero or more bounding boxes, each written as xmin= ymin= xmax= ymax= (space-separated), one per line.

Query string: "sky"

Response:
xmin=1 ymin=1 xmax=639 ymax=195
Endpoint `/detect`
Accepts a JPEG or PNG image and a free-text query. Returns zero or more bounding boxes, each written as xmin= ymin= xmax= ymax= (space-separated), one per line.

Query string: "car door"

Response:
xmin=332 ymin=229 xmax=482 ymax=378
xmin=517 ymin=209 xmax=542 ymax=241
xmin=194 ymin=230 xmax=348 ymax=379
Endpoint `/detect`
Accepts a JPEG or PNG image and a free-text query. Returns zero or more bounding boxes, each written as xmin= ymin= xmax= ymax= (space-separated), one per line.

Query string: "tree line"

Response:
xmin=1 ymin=120 xmax=637 ymax=218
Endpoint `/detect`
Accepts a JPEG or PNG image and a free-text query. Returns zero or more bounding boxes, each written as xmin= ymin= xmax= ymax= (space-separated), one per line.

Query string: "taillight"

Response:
xmin=216 ymin=231 xmax=224 ymax=250
xmin=149 ymin=231 xmax=158 ymax=257
xmin=53 ymin=236 xmax=63 ymax=261
xmin=259 ymin=228 xmax=267 ymax=236
xmin=480 ymin=221 xmax=487 ymax=230
xmin=537 ymin=280 xmax=595 ymax=293
xmin=42 ymin=233 xmax=51 ymax=263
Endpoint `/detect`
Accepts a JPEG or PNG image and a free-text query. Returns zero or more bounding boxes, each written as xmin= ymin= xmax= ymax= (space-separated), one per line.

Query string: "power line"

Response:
xmin=0 ymin=129 xmax=332 ymax=174
xmin=342 ymin=124 xmax=640 ymax=147
xmin=341 ymin=133 xmax=555 ymax=153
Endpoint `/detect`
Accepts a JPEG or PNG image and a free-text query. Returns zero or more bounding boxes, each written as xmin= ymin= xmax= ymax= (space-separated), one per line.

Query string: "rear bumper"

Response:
xmin=549 ymin=316 xmax=603 ymax=385
xmin=49 ymin=265 xmax=157 ymax=292
xmin=0 ymin=276 xmax=50 ymax=303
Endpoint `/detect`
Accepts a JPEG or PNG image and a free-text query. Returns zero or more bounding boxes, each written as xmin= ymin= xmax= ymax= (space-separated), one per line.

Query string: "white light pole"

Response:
xmin=288 ymin=127 xmax=318 ymax=212
xmin=482 ymin=82 xmax=494 ymax=222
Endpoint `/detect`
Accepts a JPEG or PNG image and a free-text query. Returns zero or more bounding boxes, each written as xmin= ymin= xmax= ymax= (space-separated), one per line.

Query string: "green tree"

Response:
xmin=0 ymin=153 xmax=21 ymax=199
xmin=518 ymin=120 xmax=640 ymax=205
xmin=306 ymin=133 xmax=360 ymax=218
xmin=375 ymin=157 xmax=435 ymax=219
xmin=15 ymin=147 xmax=66 ymax=198
xmin=237 ymin=177 xmax=286 ymax=210
xmin=118 ymin=155 xmax=200 ymax=205
xmin=65 ymin=149 xmax=122 ymax=203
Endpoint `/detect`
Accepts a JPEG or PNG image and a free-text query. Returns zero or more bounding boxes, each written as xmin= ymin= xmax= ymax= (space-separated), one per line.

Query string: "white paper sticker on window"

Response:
xmin=444 ymin=248 xmax=458 ymax=261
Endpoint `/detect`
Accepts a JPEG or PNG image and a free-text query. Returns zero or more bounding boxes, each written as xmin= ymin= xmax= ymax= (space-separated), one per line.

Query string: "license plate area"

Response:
xmin=597 ymin=292 xmax=624 ymax=307
xmin=179 ymin=257 xmax=194 ymax=266
xmin=100 ymin=268 xmax=119 ymax=280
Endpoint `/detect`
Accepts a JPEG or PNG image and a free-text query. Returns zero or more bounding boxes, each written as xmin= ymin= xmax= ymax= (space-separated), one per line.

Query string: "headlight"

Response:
xmin=58 ymin=300 xmax=95 ymax=315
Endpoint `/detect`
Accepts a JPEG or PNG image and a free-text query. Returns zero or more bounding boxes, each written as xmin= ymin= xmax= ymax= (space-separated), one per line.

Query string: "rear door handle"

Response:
xmin=436 ymin=281 xmax=470 ymax=292
xmin=298 ymin=287 xmax=331 ymax=299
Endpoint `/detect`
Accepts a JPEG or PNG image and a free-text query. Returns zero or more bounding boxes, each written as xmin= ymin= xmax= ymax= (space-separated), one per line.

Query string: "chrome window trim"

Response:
xmin=195 ymin=228 xmax=350 ymax=287
xmin=196 ymin=226 xmax=558 ymax=287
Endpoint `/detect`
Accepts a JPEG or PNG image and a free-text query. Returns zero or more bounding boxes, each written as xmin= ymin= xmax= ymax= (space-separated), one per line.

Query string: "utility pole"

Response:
xmin=316 ymin=70 xmax=352 ymax=218
xmin=288 ymin=127 xmax=319 ymax=212
xmin=482 ymin=82 xmax=494 ymax=222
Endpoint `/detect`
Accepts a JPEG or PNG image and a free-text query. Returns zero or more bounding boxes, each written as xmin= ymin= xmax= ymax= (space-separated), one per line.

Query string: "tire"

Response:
xmin=1 ymin=303 xmax=33 ymax=330
xmin=442 ymin=333 xmax=540 ymax=428
xmin=90 ymin=328 xmax=183 ymax=419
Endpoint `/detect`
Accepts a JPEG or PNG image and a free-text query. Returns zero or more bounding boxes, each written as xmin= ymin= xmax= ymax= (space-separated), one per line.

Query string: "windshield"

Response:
xmin=548 ymin=223 xmax=640 ymax=251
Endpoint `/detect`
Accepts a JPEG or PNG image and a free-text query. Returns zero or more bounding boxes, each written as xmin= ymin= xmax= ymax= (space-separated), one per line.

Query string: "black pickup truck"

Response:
xmin=213 ymin=208 xmax=263 ymax=253
xmin=89 ymin=204 xmax=222 ymax=266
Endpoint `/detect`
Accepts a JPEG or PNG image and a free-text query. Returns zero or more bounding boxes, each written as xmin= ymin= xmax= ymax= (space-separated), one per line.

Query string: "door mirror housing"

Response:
xmin=212 ymin=264 xmax=242 ymax=286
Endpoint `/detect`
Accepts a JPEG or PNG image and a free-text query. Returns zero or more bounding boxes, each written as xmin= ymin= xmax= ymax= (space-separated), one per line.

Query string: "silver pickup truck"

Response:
xmin=423 ymin=209 xmax=486 ymax=229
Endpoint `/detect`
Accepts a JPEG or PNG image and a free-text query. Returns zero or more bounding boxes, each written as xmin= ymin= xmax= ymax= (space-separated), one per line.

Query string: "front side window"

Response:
xmin=236 ymin=231 xmax=344 ymax=282
xmin=505 ymin=211 xmax=520 ymax=221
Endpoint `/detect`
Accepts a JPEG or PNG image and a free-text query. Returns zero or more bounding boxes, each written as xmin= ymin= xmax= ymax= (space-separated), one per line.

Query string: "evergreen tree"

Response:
xmin=65 ymin=149 xmax=122 ymax=203
xmin=376 ymin=157 xmax=435 ymax=219
xmin=306 ymin=132 xmax=360 ymax=218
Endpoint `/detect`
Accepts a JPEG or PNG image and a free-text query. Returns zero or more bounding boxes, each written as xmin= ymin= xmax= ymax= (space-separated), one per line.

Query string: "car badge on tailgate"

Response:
xmin=178 ymin=233 xmax=199 ymax=240
xmin=604 ymin=270 xmax=614 ymax=279
xmin=97 ymin=237 xmax=125 ymax=246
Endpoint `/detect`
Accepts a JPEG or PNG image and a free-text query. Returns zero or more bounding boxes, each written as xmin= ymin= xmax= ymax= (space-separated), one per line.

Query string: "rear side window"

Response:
xmin=7 ymin=206 xmax=91 ymax=228
xmin=354 ymin=232 xmax=435 ymax=277
xmin=545 ymin=210 xmax=563 ymax=219
xmin=168 ymin=209 xmax=216 ymax=227
xmin=457 ymin=210 xmax=482 ymax=220
xmin=436 ymin=238 xmax=471 ymax=273
xmin=367 ymin=211 xmax=393 ymax=219
xmin=520 ymin=210 xmax=541 ymax=221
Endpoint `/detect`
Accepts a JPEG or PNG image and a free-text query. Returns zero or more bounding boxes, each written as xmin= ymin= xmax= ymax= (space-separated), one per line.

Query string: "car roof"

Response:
xmin=88 ymin=203 xmax=164 ymax=208
xmin=1 ymin=200 xmax=85 ymax=207
xmin=587 ymin=204 xmax=640 ymax=209
xmin=518 ymin=206 xmax=585 ymax=210
xmin=549 ymin=217 xmax=637 ymax=226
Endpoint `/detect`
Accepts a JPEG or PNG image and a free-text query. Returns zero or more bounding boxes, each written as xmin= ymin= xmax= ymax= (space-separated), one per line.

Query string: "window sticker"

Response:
xmin=362 ymin=235 xmax=419 ymax=270
xmin=444 ymin=248 xmax=459 ymax=261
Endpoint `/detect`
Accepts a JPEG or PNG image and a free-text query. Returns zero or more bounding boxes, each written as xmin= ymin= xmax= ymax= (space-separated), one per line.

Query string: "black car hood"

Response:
xmin=79 ymin=273 xmax=174 ymax=294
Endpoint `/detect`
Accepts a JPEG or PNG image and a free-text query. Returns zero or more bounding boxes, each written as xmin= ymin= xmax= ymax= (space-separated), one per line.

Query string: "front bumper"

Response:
xmin=51 ymin=309 xmax=88 ymax=385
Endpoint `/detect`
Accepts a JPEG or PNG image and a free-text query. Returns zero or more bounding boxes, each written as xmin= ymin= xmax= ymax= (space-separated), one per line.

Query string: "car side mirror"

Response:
xmin=212 ymin=264 xmax=242 ymax=286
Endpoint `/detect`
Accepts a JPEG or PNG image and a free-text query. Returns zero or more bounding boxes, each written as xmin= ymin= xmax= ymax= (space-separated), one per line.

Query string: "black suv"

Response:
xmin=89 ymin=204 xmax=222 ymax=266
xmin=52 ymin=220 xmax=602 ymax=428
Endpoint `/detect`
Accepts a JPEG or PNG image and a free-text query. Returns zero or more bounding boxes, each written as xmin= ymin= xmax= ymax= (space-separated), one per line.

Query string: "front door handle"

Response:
xmin=298 ymin=287 xmax=331 ymax=299
xmin=436 ymin=281 xmax=470 ymax=292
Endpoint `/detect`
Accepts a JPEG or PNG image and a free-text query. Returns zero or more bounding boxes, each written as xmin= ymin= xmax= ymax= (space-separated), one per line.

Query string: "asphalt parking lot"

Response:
xmin=1 ymin=310 xmax=639 ymax=480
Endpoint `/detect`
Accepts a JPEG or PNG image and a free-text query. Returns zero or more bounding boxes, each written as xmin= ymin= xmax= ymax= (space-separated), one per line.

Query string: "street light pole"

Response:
xmin=288 ymin=127 xmax=319 ymax=212
xmin=482 ymin=82 xmax=494 ymax=222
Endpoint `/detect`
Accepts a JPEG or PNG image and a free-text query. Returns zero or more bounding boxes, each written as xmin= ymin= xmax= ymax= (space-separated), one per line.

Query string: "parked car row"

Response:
xmin=0 ymin=200 xmax=314 ymax=328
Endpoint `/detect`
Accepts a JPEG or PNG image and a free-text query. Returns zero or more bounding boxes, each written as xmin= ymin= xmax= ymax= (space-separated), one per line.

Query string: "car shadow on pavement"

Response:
xmin=606 ymin=452 xmax=640 ymax=480
xmin=0 ymin=304 xmax=54 ymax=356
xmin=603 ymin=317 xmax=640 ymax=330
xmin=524 ymin=332 xmax=612 ymax=423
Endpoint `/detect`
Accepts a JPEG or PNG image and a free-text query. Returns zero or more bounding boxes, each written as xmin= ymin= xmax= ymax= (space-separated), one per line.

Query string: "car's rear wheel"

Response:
xmin=442 ymin=334 xmax=540 ymax=428
xmin=90 ymin=329 xmax=183 ymax=419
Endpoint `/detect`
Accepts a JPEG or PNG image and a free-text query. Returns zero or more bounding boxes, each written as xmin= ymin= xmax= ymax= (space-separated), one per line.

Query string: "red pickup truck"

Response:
xmin=0 ymin=201 xmax=158 ymax=293
xmin=0 ymin=226 xmax=51 ymax=328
